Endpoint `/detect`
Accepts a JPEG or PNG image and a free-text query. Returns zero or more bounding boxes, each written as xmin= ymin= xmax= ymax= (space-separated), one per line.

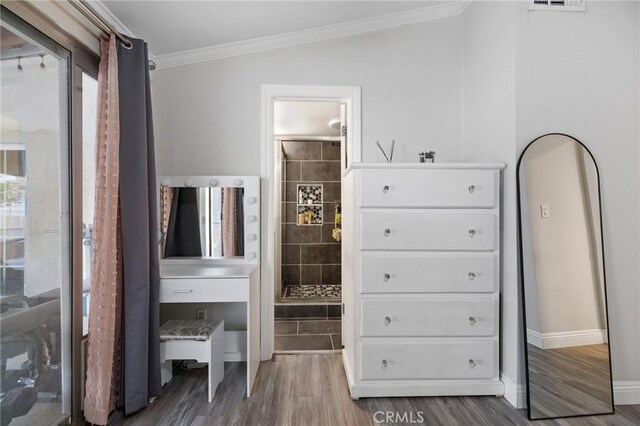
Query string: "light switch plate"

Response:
xmin=541 ymin=204 xmax=551 ymax=218
xmin=196 ymin=309 xmax=207 ymax=320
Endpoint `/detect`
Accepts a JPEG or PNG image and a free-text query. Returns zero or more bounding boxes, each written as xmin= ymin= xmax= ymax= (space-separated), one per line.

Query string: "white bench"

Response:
xmin=159 ymin=319 xmax=224 ymax=402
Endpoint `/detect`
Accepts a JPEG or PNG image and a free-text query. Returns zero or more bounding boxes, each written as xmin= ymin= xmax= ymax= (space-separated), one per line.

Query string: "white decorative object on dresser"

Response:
xmin=342 ymin=163 xmax=505 ymax=398
xmin=158 ymin=175 xmax=260 ymax=397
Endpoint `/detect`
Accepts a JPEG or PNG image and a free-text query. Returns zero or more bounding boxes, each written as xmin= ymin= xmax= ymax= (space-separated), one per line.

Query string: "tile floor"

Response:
xmin=274 ymin=303 xmax=341 ymax=319
xmin=282 ymin=284 xmax=341 ymax=299
xmin=274 ymin=319 xmax=341 ymax=351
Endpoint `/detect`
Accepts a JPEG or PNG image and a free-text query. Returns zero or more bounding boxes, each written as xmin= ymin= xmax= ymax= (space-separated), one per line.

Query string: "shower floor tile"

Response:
xmin=283 ymin=284 xmax=341 ymax=299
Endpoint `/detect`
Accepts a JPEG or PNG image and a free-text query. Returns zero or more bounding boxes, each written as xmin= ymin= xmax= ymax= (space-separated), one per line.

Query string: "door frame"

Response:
xmin=260 ymin=85 xmax=361 ymax=360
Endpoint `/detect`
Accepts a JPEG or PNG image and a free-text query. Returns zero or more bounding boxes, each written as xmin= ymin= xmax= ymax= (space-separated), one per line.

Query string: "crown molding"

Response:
xmin=89 ymin=0 xmax=138 ymax=40
xmin=154 ymin=1 xmax=472 ymax=70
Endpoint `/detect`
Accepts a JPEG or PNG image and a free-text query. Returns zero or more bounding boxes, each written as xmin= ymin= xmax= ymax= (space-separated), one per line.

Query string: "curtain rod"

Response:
xmin=67 ymin=0 xmax=157 ymax=70
xmin=68 ymin=0 xmax=132 ymax=48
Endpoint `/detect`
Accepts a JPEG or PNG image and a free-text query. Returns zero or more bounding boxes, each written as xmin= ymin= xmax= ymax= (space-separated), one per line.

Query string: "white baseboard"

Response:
xmin=526 ymin=328 xmax=606 ymax=349
xmin=614 ymin=381 xmax=640 ymax=405
xmin=500 ymin=372 xmax=527 ymax=409
xmin=525 ymin=329 xmax=544 ymax=349
xmin=224 ymin=330 xmax=247 ymax=362
xmin=500 ymin=374 xmax=639 ymax=407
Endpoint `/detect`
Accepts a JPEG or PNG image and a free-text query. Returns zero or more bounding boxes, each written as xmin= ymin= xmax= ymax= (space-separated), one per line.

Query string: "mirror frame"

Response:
xmin=158 ymin=175 xmax=260 ymax=265
xmin=516 ymin=133 xmax=615 ymax=421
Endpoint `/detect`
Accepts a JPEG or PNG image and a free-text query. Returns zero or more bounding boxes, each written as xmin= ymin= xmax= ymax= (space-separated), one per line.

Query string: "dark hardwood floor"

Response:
xmin=528 ymin=343 xmax=613 ymax=419
xmin=110 ymin=354 xmax=640 ymax=426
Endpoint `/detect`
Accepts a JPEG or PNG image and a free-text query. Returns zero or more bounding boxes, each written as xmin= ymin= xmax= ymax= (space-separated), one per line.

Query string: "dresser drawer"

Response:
xmin=361 ymin=340 xmax=497 ymax=380
xmin=361 ymin=254 xmax=496 ymax=293
xmin=360 ymin=211 xmax=495 ymax=251
xmin=160 ymin=278 xmax=249 ymax=303
xmin=361 ymin=299 xmax=497 ymax=337
xmin=359 ymin=169 xmax=496 ymax=208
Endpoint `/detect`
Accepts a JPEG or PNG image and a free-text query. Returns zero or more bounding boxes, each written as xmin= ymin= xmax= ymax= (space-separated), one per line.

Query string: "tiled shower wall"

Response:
xmin=281 ymin=140 xmax=341 ymax=290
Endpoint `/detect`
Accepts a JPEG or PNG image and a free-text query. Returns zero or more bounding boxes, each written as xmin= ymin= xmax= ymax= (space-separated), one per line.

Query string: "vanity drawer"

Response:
xmin=361 ymin=299 xmax=497 ymax=337
xmin=359 ymin=169 xmax=496 ymax=208
xmin=160 ymin=278 xmax=249 ymax=303
xmin=360 ymin=340 xmax=496 ymax=380
xmin=360 ymin=211 xmax=495 ymax=251
xmin=360 ymin=254 xmax=496 ymax=293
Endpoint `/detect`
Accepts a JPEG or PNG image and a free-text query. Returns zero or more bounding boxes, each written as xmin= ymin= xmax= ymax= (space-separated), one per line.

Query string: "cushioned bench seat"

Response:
xmin=159 ymin=319 xmax=224 ymax=402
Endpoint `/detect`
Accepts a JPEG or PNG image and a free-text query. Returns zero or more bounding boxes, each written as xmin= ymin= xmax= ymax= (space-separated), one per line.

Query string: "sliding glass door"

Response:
xmin=0 ymin=11 xmax=72 ymax=425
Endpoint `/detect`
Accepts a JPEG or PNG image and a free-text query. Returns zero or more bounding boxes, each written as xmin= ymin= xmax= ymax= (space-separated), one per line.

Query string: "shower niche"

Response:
xmin=296 ymin=184 xmax=323 ymax=225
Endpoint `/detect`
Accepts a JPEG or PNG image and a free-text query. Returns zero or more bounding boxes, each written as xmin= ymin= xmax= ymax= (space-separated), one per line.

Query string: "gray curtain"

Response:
xmin=117 ymin=38 xmax=161 ymax=414
xmin=235 ymin=189 xmax=245 ymax=255
xmin=164 ymin=188 xmax=202 ymax=257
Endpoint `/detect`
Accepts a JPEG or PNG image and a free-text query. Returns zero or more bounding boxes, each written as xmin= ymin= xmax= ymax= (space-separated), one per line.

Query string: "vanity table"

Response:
xmin=159 ymin=263 xmax=260 ymax=396
xmin=157 ymin=176 xmax=260 ymax=397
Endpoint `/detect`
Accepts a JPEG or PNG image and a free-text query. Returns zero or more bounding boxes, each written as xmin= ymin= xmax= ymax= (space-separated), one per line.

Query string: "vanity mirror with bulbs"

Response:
xmin=159 ymin=176 xmax=260 ymax=262
xmin=157 ymin=175 xmax=261 ymax=397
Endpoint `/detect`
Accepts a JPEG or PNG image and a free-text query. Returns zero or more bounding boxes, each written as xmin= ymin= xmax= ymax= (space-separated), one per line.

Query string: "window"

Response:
xmin=0 ymin=12 xmax=72 ymax=423
xmin=81 ymin=72 xmax=98 ymax=336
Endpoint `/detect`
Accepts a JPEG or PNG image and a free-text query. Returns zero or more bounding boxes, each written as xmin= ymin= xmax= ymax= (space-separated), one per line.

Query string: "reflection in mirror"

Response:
xmin=518 ymin=134 xmax=613 ymax=421
xmin=160 ymin=187 xmax=245 ymax=258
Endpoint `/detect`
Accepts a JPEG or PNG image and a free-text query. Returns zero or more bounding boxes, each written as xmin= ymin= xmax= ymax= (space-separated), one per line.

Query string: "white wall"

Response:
xmin=515 ymin=0 xmax=640 ymax=387
xmin=461 ymin=0 xmax=522 ymax=399
xmin=151 ymin=16 xmax=464 ymax=176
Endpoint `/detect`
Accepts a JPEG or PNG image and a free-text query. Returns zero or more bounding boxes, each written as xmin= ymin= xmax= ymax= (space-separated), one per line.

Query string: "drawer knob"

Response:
xmin=382 ymin=185 xmax=390 ymax=194
xmin=468 ymin=272 xmax=476 ymax=280
xmin=383 ymin=228 xmax=391 ymax=237
xmin=171 ymin=289 xmax=193 ymax=294
xmin=469 ymin=316 xmax=477 ymax=326
xmin=468 ymin=229 xmax=476 ymax=238
xmin=381 ymin=359 xmax=388 ymax=369
xmin=383 ymin=273 xmax=391 ymax=282
xmin=384 ymin=316 xmax=392 ymax=326
xmin=468 ymin=185 xmax=476 ymax=193
xmin=468 ymin=359 xmax=477 ymax=369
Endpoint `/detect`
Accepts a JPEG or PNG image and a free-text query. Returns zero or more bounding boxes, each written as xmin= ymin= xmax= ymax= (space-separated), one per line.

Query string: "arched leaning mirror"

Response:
xmin=517 ymin=134 xmax=614 ymax=421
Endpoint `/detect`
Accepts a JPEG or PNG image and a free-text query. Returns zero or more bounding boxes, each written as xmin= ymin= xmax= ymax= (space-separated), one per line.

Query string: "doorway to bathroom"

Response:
xmin=274 ymin=101 xmax=343 ymax=352
xmin=260 ymin=85 xmax=361 ymax=357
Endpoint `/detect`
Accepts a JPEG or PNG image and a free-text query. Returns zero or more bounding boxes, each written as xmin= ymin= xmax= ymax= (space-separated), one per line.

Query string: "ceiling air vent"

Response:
xmin=529 ymin=0 xmax=586 ymax=11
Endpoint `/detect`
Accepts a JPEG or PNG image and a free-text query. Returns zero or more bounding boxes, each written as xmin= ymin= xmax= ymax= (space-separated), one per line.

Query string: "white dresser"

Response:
xmin=342 ymin=163 xmax=505 ymax=398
